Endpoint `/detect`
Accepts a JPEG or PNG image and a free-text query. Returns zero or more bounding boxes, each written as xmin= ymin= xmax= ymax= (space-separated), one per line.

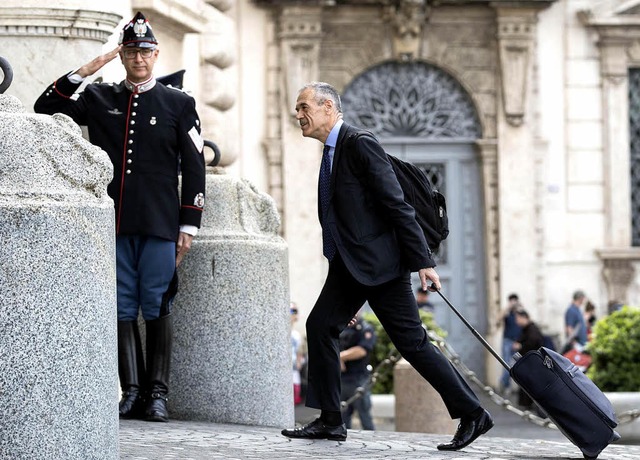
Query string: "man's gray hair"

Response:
xmin=301 ymin=82 xmax=342 ymax=113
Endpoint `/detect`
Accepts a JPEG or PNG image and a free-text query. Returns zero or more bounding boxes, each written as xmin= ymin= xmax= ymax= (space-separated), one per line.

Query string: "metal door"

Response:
xmin=384 ymin=140 xmax=487 ymax=378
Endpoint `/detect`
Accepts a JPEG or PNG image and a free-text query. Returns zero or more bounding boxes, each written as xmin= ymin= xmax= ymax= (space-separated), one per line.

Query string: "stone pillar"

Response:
xmin=0 ymin=3 xmax=123 ymax=107
xmin=0 ymin=94 xmax=117 ymax=459
xmin=492 ymin=5 xmax=543 ymax=326
xmin=476 ymin=139 xmax=502 ymax=385
xmin=276 ymin=5 xmax=326 ymax=321
xmin=169 ymin=169 xmax=293 ymax=427
xmin=394 ymin=359 xmax=456 ymax=434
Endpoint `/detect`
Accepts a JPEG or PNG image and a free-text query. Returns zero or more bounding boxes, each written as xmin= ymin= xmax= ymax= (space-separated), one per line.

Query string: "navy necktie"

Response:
xmin=319 ymin=144 xmax=336 ymax=261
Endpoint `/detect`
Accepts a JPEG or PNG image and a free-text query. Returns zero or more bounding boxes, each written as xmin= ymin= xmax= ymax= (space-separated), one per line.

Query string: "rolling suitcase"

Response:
xmin=433 ymin=288 xmax=620 ymax=459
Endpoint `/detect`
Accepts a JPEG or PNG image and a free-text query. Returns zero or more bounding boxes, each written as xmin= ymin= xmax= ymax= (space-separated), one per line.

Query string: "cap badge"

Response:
xmin=133 ymin=19 xmax=148 ymax=38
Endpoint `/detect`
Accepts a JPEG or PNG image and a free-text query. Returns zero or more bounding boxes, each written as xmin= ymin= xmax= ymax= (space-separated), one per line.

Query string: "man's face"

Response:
xmin=120 ymin=47 xmax=159 ymax=83
xmin=295 ymin=88 xmax=334 ymax=142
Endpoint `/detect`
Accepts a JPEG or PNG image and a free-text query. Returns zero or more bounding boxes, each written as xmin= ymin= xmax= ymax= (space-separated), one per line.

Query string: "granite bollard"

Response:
xmin=170 ymin=170 xmax=293 ymax=427
xmin=0 ymin=94 xmax=118 ymax=459
xmin=394 ymin=358 xmax=456 ymax=434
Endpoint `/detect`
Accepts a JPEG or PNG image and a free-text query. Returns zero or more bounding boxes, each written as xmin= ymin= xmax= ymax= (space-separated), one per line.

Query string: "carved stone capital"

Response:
xmin=0 ymin=8 xmax=121 ymax=43
xmin=493 ymin=7 xmax=539 ymax=127
xmin=384 ymin=0 xmax=429 ymax=61
xmin=580 ymin=13 xmax=640 ymax=75
xmin=276 ymin=7 xmax=323 ymax=120
xmin=597 ymin=248 xmax=640 ymax=305
xmin=277 ymin=7 xmax=323 ymax=41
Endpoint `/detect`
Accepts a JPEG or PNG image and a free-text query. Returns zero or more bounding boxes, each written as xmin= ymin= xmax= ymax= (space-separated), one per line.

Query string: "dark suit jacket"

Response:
xmin=322 ymin=122 xmax=434 ymax=286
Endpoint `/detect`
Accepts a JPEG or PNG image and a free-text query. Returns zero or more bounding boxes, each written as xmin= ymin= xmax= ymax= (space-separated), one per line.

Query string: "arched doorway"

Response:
xmin=342 ymin=61 xmax=487 ymax=378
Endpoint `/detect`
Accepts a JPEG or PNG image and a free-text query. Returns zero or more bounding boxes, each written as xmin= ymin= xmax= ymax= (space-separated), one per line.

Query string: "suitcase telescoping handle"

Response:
xmin=431 ymin=286 xmax=511 ymax=372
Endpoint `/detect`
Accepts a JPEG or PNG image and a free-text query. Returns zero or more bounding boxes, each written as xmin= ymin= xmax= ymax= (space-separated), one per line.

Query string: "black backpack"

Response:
xmin=347 ymin=131 xmax=449 ymax=252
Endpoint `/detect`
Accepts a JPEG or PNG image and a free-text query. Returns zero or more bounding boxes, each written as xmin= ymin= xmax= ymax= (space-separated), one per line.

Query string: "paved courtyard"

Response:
xmin=120 ymin=419 xmax=640 ymax=460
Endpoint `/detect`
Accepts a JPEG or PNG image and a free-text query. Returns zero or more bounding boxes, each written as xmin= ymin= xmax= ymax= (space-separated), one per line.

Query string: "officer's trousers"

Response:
xmin=341 ymin=374 xmax=375 ymax=430
xmin=116 ymin=235 xmax=176 ymax=321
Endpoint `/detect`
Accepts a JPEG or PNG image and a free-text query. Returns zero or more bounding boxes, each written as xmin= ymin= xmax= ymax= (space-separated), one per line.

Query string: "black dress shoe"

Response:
xmin=281 ymin=418 xmax=347 ymax=441
xmin=437 ymin=408 xmax=494 ymax=451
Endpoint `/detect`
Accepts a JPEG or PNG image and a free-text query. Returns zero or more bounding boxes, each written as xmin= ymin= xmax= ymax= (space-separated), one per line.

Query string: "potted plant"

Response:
xmin=587 ymin=306 xmax=640 ymax=443
xmin=362 ymin=310 xmax=446 ymax=430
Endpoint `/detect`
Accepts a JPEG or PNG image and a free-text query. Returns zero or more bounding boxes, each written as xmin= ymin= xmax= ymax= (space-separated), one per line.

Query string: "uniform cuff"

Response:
xmin=67 ymin=71 xmax=85 ymax=84
xmin=180 ymin=225 xmax=198 ymax=237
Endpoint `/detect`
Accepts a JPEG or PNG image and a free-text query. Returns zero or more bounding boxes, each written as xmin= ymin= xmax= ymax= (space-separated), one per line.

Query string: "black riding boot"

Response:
xmin=144 ymin=314 xmax=173 ymax=422
xmin=118 ymin=321 xmax=146 ymax=419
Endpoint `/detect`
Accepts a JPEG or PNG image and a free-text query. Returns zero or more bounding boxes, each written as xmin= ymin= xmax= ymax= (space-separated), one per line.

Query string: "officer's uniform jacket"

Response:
xmin=339 ymin=319 xmax=376 ymax=378
xmin=34 ymin=73 xmax=206 ymax=242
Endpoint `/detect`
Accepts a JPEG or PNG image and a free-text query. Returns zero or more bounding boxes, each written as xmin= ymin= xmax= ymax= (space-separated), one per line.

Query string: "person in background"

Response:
xmin=512 ymin=309 xmax=544 ymax=409
xmin=583 ymin=301 xmax=597 ymax=342
xmin=290 ymin=302 xmax=305 ymax=405
xmin=339 ymin=315 xmax=376 ymax=430
xmin=415 ymin=287 xmax=435 ymax=313
xmin=564 ymin=290 xmax=588 ymax=350
xmin=498 ymin=293 xmax=521 ymax=394
xmin=34 ymin=12 xmax=206 ymax=422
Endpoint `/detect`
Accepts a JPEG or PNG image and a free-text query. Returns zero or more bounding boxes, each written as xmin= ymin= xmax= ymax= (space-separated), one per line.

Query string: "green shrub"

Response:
xmin=362 ymin=310 xmax=446 ymax=394
xmin=586 ymin=306 xmax=640 ymax=392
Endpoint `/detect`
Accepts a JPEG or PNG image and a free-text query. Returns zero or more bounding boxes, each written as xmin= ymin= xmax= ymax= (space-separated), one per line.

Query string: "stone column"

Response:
xmin=394 ymin=359 xmax=456 ymax=434
xmin=476 ymin=139 xmax=502 ymax=384
xmin=492 ymin=5 xmax=543 ymax=323
xmin=580 ymin=17 xmax=640 ymax=303
xmin=0 ymin=3 xmax=122 ymax=107
xmin=169 ymin=170 xmax=293 ymax=427
xmin=0 ymin=94 xmax=117 ymax=459
xmin=276 ymin=5 xmax=326 ymax=316
xmin=597 ymin=33 xmax=633 ymax=247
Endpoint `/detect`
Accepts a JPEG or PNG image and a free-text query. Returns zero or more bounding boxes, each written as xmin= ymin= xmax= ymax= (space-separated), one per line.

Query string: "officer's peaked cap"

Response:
xmin=119 ymin=11 xmax=158 ymax=48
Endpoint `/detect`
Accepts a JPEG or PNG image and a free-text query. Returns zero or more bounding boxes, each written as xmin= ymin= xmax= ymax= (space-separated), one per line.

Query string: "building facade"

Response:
xmin=2 ymin=0 xmax=640 ymax=382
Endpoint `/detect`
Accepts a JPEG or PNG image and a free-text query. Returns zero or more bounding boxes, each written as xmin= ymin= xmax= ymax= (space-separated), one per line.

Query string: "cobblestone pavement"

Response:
xmin=120 ymin=419 xmax=640 ymax=460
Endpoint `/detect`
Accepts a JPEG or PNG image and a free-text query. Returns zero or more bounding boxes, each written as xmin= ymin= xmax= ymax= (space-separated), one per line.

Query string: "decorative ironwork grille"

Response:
xmin=418 ymin=162 xmax=445 ymax=191
xmin=629 ymin=69 xmax=640 ymax=246
xmin=342 ymin=61 xmax=481 ymax=139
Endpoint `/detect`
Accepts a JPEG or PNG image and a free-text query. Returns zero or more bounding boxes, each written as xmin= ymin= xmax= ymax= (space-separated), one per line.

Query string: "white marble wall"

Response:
xmin=535 ymin=0 xmax=608 ymax=330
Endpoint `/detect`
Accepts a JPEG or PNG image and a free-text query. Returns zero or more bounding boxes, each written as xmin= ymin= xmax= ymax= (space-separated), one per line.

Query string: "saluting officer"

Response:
xmin=34 ymin=11 xmax=206 ymax=423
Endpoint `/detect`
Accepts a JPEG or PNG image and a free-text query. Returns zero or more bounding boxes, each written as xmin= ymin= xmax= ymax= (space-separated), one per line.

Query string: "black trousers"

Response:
xmin=305 ymin=255 xmax=480 ymax=420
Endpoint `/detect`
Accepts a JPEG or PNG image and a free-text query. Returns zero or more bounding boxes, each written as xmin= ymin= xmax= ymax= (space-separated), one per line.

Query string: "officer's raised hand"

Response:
xmin=76 ymin=46 xmax=122 ymax=78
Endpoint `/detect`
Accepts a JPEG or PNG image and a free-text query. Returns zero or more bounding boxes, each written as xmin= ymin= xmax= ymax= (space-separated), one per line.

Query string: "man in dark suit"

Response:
xmin=281 ymin=82 xmax=493 ymax=450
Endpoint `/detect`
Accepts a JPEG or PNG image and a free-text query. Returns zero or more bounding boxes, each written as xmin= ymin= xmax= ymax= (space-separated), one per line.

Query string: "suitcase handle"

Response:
xmin=432 ymin=285 xmax=511 ymax=371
